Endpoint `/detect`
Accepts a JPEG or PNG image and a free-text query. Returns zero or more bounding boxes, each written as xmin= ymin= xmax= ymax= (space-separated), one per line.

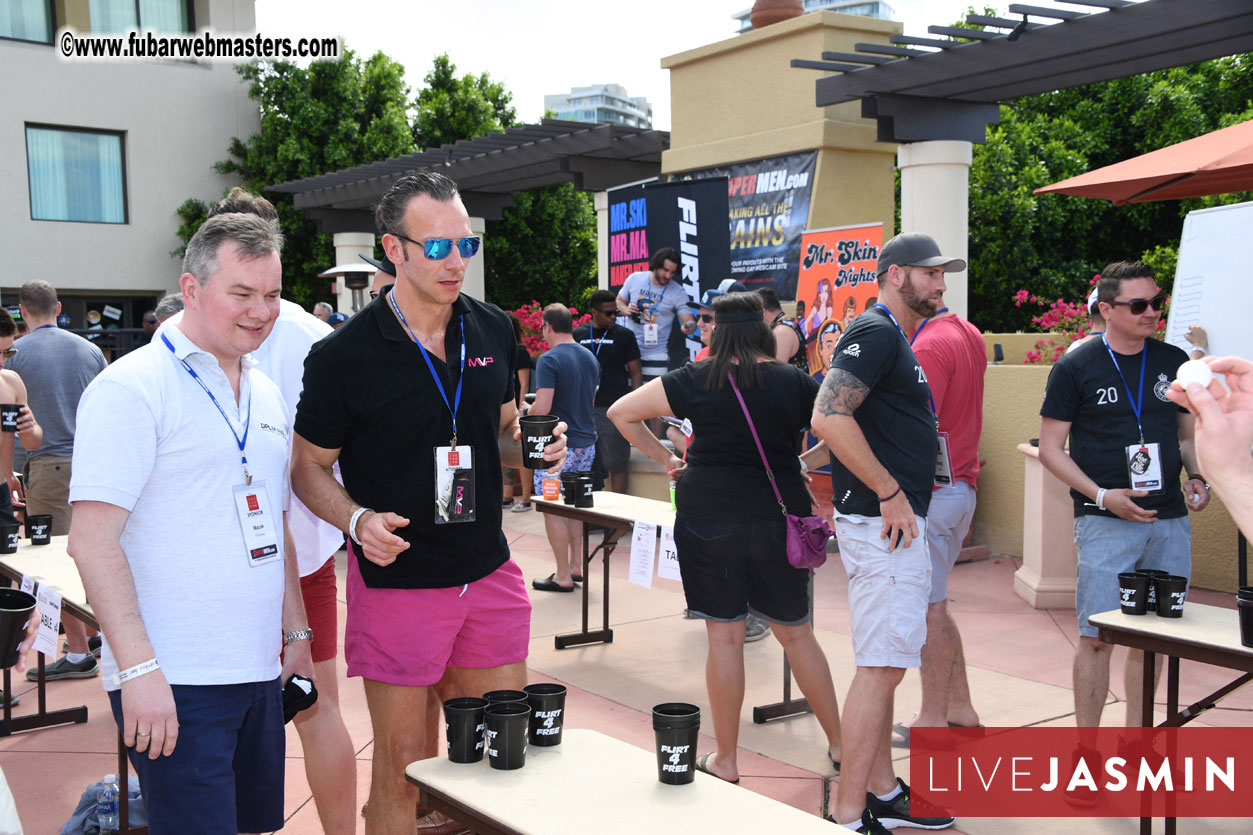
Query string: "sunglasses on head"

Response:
xmin=698 ymin=313 xmax=714 ymax=323
xmin=394 ymin=234 xmax=481 ymax=260
xmin=1108 ymin=294 xmax=1166 ymax=315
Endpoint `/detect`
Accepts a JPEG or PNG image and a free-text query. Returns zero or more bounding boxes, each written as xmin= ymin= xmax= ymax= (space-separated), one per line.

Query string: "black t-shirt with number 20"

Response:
xmin=1040 ymin=335 xmax=1189 ymax=519
xmin=826 ymin=306 xmax=938 ymax=519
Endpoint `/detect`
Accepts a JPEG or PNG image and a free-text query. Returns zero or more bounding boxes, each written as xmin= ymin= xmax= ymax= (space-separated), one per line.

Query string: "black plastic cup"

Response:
xmin=485 ymin=702 xmax=530 ymax=770
xmin=652 ymin=702 xmax=700 ymax=784
xmin=0 ymin=524 xmax=19 ymax=555
xmin=26 ymin=514 xmax=52 ymax=545
xmin=574 ymin=474 xmax=594 ymax=508
xmin=519 ymin=414 xmax=559 ymax=470
xmin=483 ymin=689 xmax=529 ymax=705
xmin=1137 ymin=569 xmax=1170 ymax=611
xmin=1237 ymin=586 xmax=1253 ymax=602
xmin=444 ymin=697 xmax=488 ymax=763
xmin=0 ymin=404 xmax=20 ymax=433
xmin=0 ymin=588 xmax=37 ymax=669
xmin=1153 ymin=574 xmax=1188 ymax=618
xmin=524 ymin=683 xmax=567 ymax=747
xmin=1118 ymin=572 xmax=1150 ymax=615
xmin=560 ymin=472 xmax=581 ymax=506
xmin=1238 ymin=599 xmax=1253 ymax=649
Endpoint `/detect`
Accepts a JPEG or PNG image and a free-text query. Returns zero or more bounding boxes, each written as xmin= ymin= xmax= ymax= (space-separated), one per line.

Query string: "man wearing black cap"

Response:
xmin=360 ymin=253 xmax=396 ymax=302
xmin=812 ymin=232 xmax=961 ymax=833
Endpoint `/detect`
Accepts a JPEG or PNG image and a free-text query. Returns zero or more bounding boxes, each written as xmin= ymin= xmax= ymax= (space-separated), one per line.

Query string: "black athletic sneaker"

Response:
xmin=825 ymin=808 xmax=891 ymax=834
xmin=865 ymin=778 xmax=955 ymax=830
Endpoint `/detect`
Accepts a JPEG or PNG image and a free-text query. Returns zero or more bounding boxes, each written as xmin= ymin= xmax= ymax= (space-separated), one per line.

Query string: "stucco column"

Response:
xmin=332 ymin=231 xmax=374 ymax=313
xmin=594 ymin=191 xmax=610 ymax=290
xmin=463 ymin=215 xmax=486 ymax=301
xmin=897 ymin=140 xmax=972 ymax=319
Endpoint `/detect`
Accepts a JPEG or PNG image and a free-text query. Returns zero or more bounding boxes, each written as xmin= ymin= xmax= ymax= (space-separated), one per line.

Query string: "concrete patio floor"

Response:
xmin=2 ymin=503 xmax=1249 ymax=834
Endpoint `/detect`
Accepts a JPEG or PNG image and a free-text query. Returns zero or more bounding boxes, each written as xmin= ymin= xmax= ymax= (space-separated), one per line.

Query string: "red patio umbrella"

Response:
xmin=1034 ymin=118 xmax=1253 ymax=204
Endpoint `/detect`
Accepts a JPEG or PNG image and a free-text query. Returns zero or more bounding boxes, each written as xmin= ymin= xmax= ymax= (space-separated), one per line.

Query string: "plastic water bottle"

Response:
xmin=97 ymin=773 xmax=120 ymax=834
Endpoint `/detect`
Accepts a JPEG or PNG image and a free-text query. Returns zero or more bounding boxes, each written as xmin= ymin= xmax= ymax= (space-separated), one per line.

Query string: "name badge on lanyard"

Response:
xmin=1100 ymin=335 xmax=1162 ymax=494
xmin=233 ymin=481 xmax=281 ymax=566
xmin=935 ymin=432 xmax=953 ymax=486
xmin=435 ymin=445 xmax=476 ymax=524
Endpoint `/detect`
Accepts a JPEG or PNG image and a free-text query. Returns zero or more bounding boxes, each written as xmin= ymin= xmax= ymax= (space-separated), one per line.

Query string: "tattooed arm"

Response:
xmin=810 ymin=368 xmax=921 ymax=548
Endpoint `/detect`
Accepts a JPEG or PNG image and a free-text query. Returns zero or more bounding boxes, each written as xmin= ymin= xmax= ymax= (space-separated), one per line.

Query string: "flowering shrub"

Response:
xmin=511 ymin=301 xmax=591 ymax=357
xmin=1013 ymin=275 xmax=1167 ymax=364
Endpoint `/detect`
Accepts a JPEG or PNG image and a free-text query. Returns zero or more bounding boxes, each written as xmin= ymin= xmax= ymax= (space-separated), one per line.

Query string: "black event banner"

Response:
xmin=606 ymin=178 xmax=730 ymax=308
xmin=677 ymin=151 xmax=817 ymax=301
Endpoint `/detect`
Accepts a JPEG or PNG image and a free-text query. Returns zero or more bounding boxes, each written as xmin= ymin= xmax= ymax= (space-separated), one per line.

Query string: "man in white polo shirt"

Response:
xmin=68 ymin=211 xmax=312 ymax=835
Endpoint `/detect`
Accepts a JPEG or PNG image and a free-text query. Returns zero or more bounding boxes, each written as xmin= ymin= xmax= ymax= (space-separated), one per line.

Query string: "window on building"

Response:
xmin=2 ymin=0 xmax=54 ymax=43
xmin=88 ymin=0 xmax=190 ymax=34
xmin=26 ymin=126 xmax=127 ymax=224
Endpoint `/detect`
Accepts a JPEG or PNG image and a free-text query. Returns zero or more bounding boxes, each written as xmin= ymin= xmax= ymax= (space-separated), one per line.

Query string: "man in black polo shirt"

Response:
xmin=812 ymin=232 xmax=959 ymax=833
xmin=1039 ymin=261 xmax=1208 ymax=740
xmin=291 ymin=172 xmax=567 ymax=834
xmin=574 ymin=289 xmax=642 ymax=494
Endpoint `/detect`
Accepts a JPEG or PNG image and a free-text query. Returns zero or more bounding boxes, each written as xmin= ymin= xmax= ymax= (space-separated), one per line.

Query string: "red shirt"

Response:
xmin=912 ymin=314 xmax=987 ymax=489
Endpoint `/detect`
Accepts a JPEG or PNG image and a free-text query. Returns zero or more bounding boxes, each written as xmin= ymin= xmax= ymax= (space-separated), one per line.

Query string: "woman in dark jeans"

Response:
xmin=609 ymin=292 xmax=842 ymax=783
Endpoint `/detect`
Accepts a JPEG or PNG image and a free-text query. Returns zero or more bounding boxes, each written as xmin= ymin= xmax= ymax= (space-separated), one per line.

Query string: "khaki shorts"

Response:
xmin=834 ymin=514 xmax=931 ymax=669
xmin=25 ymin=456 xmax=73 ymax=535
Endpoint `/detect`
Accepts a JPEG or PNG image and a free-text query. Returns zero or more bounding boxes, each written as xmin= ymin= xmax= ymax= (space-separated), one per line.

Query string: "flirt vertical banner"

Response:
xmin=795 ymin=223 xmax=883 ymax=378
xmin=607 ymin=183 xmax=651 ymax=291
xmin=676 ymin=151 xmax=817 ymax=300
xmin=643 ymin=177 xmax=731 ymax=312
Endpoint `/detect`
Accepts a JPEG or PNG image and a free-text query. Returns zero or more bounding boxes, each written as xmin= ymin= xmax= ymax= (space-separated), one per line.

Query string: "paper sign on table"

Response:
xmin=657 ymin=525 xmax=681 ymax=582
xmin=628 ymin=520 xmax=657 ymax=589
xmin=20 ymin=574 xmax=35 ymax=595
xmin=34 ymin=585 xmax=62 ymax=658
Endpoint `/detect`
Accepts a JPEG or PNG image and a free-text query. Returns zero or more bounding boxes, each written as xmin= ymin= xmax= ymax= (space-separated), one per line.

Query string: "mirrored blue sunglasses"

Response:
xmin=395 ymin=234 xmax=481 ymax=260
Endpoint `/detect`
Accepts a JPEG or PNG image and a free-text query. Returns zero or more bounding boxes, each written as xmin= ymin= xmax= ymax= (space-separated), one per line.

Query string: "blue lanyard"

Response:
xmin=1101 ymin=334 xmax=1148 ymax=443
xmin=590 ymin=326 xmax=608 ymax=357
xmin=161 ymin=333 xmax=253 ymax=484
xmin=388 ymin=290 xmax=465 ymax=445
xmin=35 ymin=324 xmax=55 ymax=331
xmin=874 ymin=303 xmax=939 ymax=423
xmin=909 ymin=308 xmax=948 ymax=346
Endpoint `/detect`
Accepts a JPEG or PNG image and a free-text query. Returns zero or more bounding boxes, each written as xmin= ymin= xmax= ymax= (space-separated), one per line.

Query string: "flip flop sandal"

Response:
xmin=695 ymin=752 xmax=740 ymax=784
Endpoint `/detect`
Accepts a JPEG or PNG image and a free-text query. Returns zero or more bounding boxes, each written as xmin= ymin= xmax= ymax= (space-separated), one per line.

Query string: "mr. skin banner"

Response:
xmin=795 ymin=222 xmax=884 ymax=377
xmin=678 ymin=151 xmax=817 ymax=300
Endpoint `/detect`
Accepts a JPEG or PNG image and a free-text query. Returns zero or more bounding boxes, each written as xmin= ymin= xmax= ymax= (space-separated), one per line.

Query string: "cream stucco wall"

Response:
xmin=974 ymin=364 xmax=1241 ymax=593
xmin=2 ymin=0 xmax=259 ymax=299
xmin=660 ymin=11 xmax=900 ymax=236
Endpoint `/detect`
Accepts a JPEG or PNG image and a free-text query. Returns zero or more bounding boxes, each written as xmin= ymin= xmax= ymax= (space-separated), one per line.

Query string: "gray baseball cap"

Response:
xmin=877 ymin=233 xmax=966 ymax=277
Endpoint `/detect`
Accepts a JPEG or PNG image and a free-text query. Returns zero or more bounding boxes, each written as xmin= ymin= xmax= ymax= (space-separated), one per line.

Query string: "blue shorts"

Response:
xmin=108 ymin=679 xmax=284 ymax=835
xmin=673 ymin=516 xmax=811 ymax=625
xmin=532 ymin=444 xmax=597 ymax=493
xmin=1074 ymin=514 xmax=1191 ymax=638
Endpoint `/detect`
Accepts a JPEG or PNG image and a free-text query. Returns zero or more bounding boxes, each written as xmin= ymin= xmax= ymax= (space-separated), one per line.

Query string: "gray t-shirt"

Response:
xmin=617 ymin=271 xmax=692 ymax=362
xmin=534 ymin=342 xmax=600 ymax=448
xmin=8 ymin=326 xmax=108 ymax=459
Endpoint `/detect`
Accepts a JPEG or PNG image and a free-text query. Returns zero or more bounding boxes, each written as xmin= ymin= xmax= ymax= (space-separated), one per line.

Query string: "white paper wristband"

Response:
xmin=349 ymin=506 xmax=372 ymax=546
xmin=112 ymin=658 xmax=160 ymax=687
xmin=1096 ymin=488 xmax=1107 ymax=511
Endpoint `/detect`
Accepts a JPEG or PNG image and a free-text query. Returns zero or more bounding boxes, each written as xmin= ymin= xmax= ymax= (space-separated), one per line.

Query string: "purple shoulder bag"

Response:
xmin=727 ymin=372 xmax=832 ymax=572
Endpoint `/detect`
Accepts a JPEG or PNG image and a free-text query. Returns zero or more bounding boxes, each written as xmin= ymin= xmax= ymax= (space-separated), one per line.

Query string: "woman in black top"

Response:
xmin=609 ymin=292 xmax=843 ymax=783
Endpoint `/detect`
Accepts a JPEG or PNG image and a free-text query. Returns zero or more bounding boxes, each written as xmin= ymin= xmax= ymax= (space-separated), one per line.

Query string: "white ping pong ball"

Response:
xmin=1175 ymin=359 xmax=1212 ymax=389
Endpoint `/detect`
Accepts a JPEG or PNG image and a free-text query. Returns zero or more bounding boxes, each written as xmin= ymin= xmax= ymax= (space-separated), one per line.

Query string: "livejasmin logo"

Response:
xmin=660 ymin=743 xmax=690 ymax=773
xmin=908 ymin=726 xmax=1253 ymax=819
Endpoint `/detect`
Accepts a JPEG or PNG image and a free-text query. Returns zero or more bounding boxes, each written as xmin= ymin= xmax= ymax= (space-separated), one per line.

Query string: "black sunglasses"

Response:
xmin=1107 ymin=294 xmax=1166 ymax=315
xmin=593 ymin=307 xmax=618 ymax=316
xmin=698 ymin=313 xmax=714 ymax=323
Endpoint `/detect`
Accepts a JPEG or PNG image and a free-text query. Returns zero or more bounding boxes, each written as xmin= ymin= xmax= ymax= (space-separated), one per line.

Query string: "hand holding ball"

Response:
xmin=1175 ymin=359 xmax=1213 ymax=390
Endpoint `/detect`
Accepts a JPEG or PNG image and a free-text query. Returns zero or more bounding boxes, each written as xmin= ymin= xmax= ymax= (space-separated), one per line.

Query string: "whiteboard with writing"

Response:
xmin=1165 ymin=201 xmax=1253 ymax=360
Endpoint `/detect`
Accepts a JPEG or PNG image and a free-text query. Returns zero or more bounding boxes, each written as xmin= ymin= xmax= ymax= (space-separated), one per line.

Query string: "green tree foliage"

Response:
xmin=485 ymin=183 xmax=598 ymax=311
xmin=176 ymin=49 xmax=415 ymax=305
xmin=413 ymin=54 xmax=517 ymax=149
xmin=958 ymin=5 xmax=1253 ymax=331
